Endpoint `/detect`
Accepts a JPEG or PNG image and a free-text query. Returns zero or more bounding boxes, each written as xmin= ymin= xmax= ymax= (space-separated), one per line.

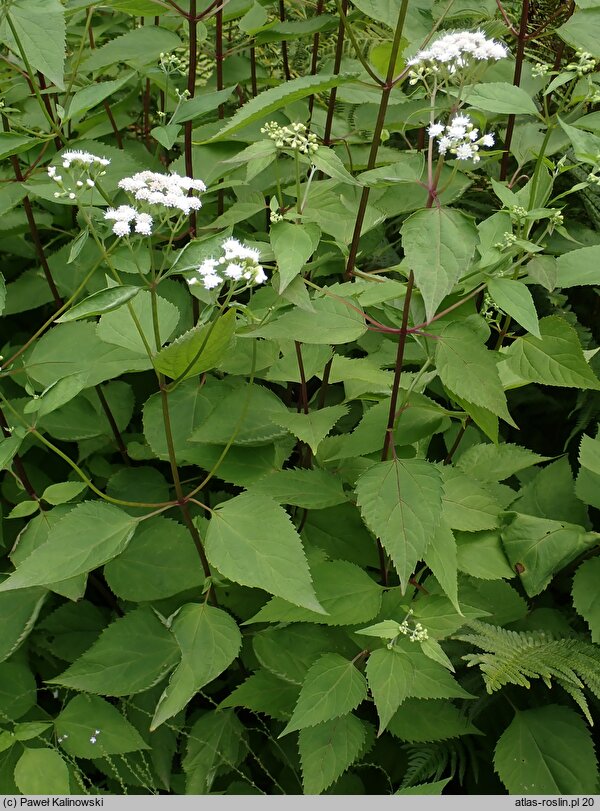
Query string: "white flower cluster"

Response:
xmin=566 ymin=50 xmax=597 ymax=77
xmin=387 ymin=610 xmax=429 ymax=647
xmin=429 ymin=114 xmax=495 ymax=162
xmin=188 ymin=238 xmax=266 ymax=291
xmin=104 ymin=205 xmax=153 ymax=237
xmin=47 ymin=150 xmax=110 ymax=200
xmin=159 ymin=51 xmax=186 ymax=75
xmin=60 ymin=150 xmax=111 ymax=170
xmin=118 ymin=171 xmax=206 ymax=215
xmin=532 ymin=62 xmax=549 ymax=78
xmin=261 ymin=121 xmax=319 ymax=155
xmin=408 ymin=30 xmax=507 ymax=83
xmin=494 ymin=231 xmax=518 ymax=250
xmin=89 ymin=729 xmax=101 ymax=745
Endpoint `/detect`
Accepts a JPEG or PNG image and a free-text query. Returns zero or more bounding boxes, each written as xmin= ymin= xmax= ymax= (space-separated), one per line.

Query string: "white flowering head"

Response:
xmin=261 ymin=121 xmax=319 ymax=155
xmin=408 ymin=30 xmax=508 ymax=84
xmin=188 ymin=238 xmax=266 ymax=292
xmin=118 ymin=171 xmax=206 ymax=216
xmin=48 ymin=151 xmax=110 ymax=200
xmin=104 ymin=205 xmax=153 ymax=238
xmin=431 ymin=114 xmax=495 ymax=163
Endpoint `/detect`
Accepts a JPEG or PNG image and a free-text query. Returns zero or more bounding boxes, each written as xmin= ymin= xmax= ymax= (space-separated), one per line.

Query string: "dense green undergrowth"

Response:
xmin=0 ymin=0 xmax=599 ymax=796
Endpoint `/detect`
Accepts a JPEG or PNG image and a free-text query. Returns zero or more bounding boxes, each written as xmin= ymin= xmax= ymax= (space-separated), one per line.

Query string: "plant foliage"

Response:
xmin=0 ymin=0 xmax=598 ymax=797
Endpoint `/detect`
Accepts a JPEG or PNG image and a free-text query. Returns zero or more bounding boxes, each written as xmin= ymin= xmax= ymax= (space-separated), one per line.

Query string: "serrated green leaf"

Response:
xmin=512 ymin=457 xmax=588 ymax=526
xmin=501 ymin=315 xmax=600 ymax=390
xmin=41 ymin=481 xmax=87 ymax=505
xmin=0 ymin=435 xmax=23 ymax=472
xmin=390 ymin=642 xmax=474 ymax=700
xmin=247 ymin=468 xmax=348 ymax=509
xmin=575 ymin=433 xmax=600 ymax=509
xmin=206 ymin=493 xmax=322 ymax=612
xmin=14 ymin=749 xmax=69 ymax=795
xmin=4 ymin=0 xmax=65 ymax=89
xmin=0 ymin=662 xmax=36 ymax=721
xmin=395 ymin=779 xmax=450 ymax=795
xmin=436 ymin=320 xmax=515 ymax=425
xmin=388 ymin=698 xmax=480 ymax=743
xmin=50 ymin=606 xmax=180 ymax=696
xmin=250 ymin=294 xmax=366 ymax=344
xmin=10 ymin=506 xmax=87 ymax=601
xmin=299 ymin=715 xmax=366 ymax=794
xmin=281 ymin=653 xmax=367 ymax=736
xmin=455 ymin=530 xmax=514 ymax=580
xmin=355 ymin=458 xmax=444 ymax=591
xmin=456 ymin=442 xmax=549 ymax=482
xmin=151 ymin=604 xmax=241 ymax=730
xmin=56 ymin=694 xmax=149 ymax=758
xmin=464 ymin=82 xmax=539 ymax=115
xmin=557 ymin=8 xmax=600 ymax=57
xmin=423 ymin=520 xmax=460 ymax=614
xmin=420 ymin=637 xmax=454 ymax=672
xmin=104 ymin=517 xmax=204 ymax=601
xmin=0 ymin=588 xmax=47 ymax=663
xmin=56 ymin=284 xmax=141 ymax=324
xmin=0 ymin=502 xmax=136 ymax=592
xmin=83 ymin=26 xmax=181 ymax=71
xmin=488 ymin=278 xmax=540 ymax=338
xmin=210 ymin=73 xmax=359 ymax=140
xmin=151 ymin=124 xmax=181 ymax=150
xmin=502 ymin=512 xmax=597 ymax=597
xmin=366 ymin=648 xmax=412 ymax=734
xmin=172 ymin=87 xmax=237 ymax=124
xmin=245 ymin=559 xmax=382 ymax=626
xmin=24 ymin=374 xmax=88 ymax=419
xmin=494 ymin=706 xmax=598 ymax=793
xmin=0 ymin=133 xmax=42 ymax=161
xmin=441 ymin=468 xmax=501 ymax=531
xmin=270 ymin=222 xmax=315 ymax=292
xmin=37 ymin=600 xmax=106 ymax=663
xmin=27 ymin=321 xmax=150 ymax=389
xmin=310 ymin=148 xmax=362 ymax=186
xmin=182 ymin=711 xmax=246 ymax=794
xmin=12 ymin=722 xmax=52 ymax=742
xmin=190 ymin=382 xmax=289 ymax=445
xmin=96 ymin=291 xmax=179 ymax=355
xmin=556 ymin=245 xmax=600 ymax=287
xmin=271 ymin=404 xmax=349 ymax=455
xmin=7 ymin=501 xmax=38 ymax=519
xmin=219 ymin=671 xmax=299 ymax=721
xmin=154 ymin=309 xmax=236 ymax=381
xmin=253 ymin=624 xmax=353 ymax=686
xmin=572 ymin=558 xmax=600 ymax=643
xmin=356 ymin=620 xmax=406 ymax=640
xmin=401 ymin=207 xmax=477 ymax=322
xmin=67 ymin=73 xmax=135 ymax=120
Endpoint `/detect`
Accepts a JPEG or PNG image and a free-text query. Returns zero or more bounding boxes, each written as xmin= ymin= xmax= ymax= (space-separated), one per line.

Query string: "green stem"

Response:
xmin=0 ymin=394 xmax=174 ymax=510
xmin=294 ymin=151 xmax=302 ymax=218
xmin=82 ymin=212 xmax=156 ymax=361
xmin=333 ymin=0 xmax=384 ymax=86
xmin=186 ymin=342 xmax=257 ymax=500
xmin=344 ymin=0 xmax=410 ymax=279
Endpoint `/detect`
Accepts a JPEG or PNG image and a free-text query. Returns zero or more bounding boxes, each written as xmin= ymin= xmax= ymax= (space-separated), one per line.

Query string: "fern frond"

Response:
xmin=400 ymin=739 xmax=474 ymax=789
xmin=455 ymin=620 xmax=600 ymax=724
